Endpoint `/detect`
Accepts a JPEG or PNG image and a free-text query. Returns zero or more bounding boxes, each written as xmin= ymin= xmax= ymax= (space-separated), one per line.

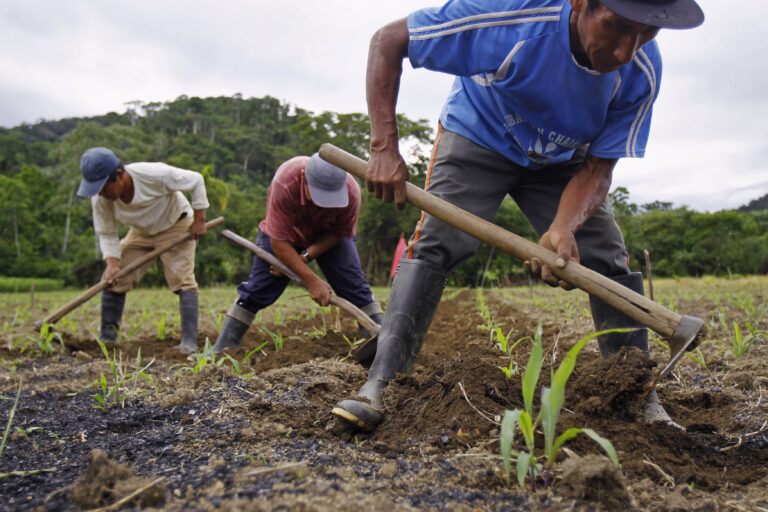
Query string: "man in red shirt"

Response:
xmin=213 ymin=154 xmax=382 ymax=353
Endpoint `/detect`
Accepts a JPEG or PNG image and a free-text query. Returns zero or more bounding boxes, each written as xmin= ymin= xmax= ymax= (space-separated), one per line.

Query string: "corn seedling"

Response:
xmin=14 ymin=322 xmax=64 ymax=356
xmin=493 ymin=327 xmax=523 ymax=355
xmin=261 ymin=327 xmax=301 ymax=352
xmin=654 ymin=338 xmax=710 ymax=369
xmin=475 ymin=288 xmax=498 ymax=332
xmin=500 ymin=324 xmax=618 ymax=490
xmin=152 ymin=314 xmax=173 ymax=340
xmin=733 ymin=294 xmax=768 ymax=326
xmin=272 ymin=307 xmax=285 ymax=326
xmin=715 ymin=322 xmax=762 ymax=358
xmin=498 ymin=358 xmax=520 ymax=379
xmin=174 ymin=338 xmax=223 ymax=375
xmin=342 ymin=334 xmax=365 ymax=351
xmin=125 ymin=309 xmax=152 ymax=338
xmin=90 ymin=341 xmax=155 ymax=410
xmin=220 ymin=341 xmax=270 ymax=376
xmin=210 ymin=310 xmax=225 ymax=332
xmin=57 ymin=317 xmax=77 ymax=337
xmin=1 ymin=310 xmax=19 ymax=349
xmin=0 ymin=379 xmax=22 ymax=461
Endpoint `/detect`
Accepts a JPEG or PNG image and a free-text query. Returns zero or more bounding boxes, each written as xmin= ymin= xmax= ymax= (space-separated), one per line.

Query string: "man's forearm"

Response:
xmin=367 ymin=18 xmax=409 ymax=152
xmin=304 ymin=232 xmax=341 ymax=261
xmin=271 ymin=239 xmax=320 ymax=285
xmin=551 ymin=156 xmax=616 ymax=235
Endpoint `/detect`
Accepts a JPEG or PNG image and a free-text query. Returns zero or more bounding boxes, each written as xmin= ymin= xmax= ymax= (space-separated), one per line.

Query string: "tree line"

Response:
xmin=0 ymin=94 xmax=766 ymax=290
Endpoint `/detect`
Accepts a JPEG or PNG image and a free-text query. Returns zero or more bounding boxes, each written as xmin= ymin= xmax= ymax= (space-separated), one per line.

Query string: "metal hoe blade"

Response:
xmin=641 ymin=315 xmax=706 ymax=399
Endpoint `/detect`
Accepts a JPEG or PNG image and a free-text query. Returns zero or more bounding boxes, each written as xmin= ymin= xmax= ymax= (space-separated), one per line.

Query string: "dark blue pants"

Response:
xmin=236 ymin=231 xmax=375 ymax=314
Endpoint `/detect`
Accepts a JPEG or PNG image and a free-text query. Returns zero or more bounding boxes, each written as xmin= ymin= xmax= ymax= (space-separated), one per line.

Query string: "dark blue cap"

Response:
xmin=601 ymin=0 xmax=704 ymax=29
xmin=77 ymin=147 xmax=120 ymax=197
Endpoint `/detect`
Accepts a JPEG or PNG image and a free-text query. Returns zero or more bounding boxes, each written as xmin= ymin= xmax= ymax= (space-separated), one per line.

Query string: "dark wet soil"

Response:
xmin=1 ymin=287 xmax=767 ymax=511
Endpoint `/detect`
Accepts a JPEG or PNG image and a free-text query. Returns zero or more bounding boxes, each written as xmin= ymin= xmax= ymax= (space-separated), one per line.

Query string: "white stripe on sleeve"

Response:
xmin=626 ymin=49 xmax=656 ymax=158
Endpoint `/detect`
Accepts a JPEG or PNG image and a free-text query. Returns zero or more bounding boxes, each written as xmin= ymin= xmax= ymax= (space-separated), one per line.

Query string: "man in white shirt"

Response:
xmin=77 ymin=147 xmax=209 ymax=353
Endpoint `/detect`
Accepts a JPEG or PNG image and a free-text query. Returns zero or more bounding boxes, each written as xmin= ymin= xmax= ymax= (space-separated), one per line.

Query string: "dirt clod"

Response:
xmin=558 ymin=455 xmax=631 ymax=510
xmin=71 ymin=449 xmax=165 ymax=509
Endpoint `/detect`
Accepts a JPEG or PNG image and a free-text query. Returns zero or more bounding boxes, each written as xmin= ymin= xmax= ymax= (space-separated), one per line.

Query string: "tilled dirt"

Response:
xmin=1 ymin=288 xmax=767 ymax=511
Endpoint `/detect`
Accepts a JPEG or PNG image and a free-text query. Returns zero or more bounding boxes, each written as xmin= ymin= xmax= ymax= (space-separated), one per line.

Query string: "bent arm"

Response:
xmin=551 ymin=155 xmax=617 ymax=239
xmin=366 ymin=17 xmax=410 ymax=209
xmin=303 ymin=231 xmax=341 ymax=261
xmin=271 ymin=238 xmax=332 ymax=306
xmin=530 ymin=155 xmax=617 ymax=287
xmin=163 ymin=164 xmax=210 ymax=210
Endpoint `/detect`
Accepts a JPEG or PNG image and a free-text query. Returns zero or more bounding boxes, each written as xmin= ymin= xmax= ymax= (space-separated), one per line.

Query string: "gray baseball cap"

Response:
xmin=305 ymin=153 xmax=349 ymax=208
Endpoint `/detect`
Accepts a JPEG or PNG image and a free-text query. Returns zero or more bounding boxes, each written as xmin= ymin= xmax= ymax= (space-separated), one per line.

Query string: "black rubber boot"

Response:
xmin=212 ymin=302 xmax=255 ymax=354
xmin=358 ymin=302 xmax=384 ymax=339
xmin=177 ymin=291 xmax=199 ymax=354
xmin=589 ymin=272 xmax=680 ymax=427
xmin=100 ymin=290 xmax=126 ymax=345
xmin=589 ymin=272 xmax=648 ymax=358
xmin=333 ymin=259 xmax=447 ymax=431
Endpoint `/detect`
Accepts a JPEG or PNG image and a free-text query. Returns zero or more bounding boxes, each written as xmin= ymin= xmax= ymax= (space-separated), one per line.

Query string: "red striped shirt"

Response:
xmin=259 ymin=156 xmax=360 ymax=247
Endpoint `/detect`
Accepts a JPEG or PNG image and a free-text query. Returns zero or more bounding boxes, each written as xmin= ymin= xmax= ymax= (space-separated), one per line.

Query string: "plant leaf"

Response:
xmin=500 ymin=409 xmax=522 ymax=483
xmin=582 ymin=428 xmax=619 ymax=466
xmin=518 ymin=410 xmax=535 ymax=450
xmin=522 ymin=323 xmax=543 ymax=416
xmin=516 ymin=451 xmax=532 ymax=488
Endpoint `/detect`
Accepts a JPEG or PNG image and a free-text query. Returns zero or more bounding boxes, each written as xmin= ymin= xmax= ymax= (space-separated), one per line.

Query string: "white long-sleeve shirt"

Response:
xmin=92 ymin=162 xmax=210 ymax=259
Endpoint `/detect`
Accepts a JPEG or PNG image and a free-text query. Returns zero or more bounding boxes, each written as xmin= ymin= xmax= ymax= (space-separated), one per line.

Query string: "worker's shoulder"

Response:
xmin=273 ymin=156 xmax=310 ymax=181
xmin=411 ymin=0 xmax=566 ymax=41
xmin=431 ymin=0 xmax=566 ymax=21
xmin=125 ymin=161 xmax=200 ymax=178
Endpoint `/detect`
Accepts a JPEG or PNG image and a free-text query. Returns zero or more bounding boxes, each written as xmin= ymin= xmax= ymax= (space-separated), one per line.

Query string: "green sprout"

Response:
xmin=500 ymin=324 xmax=618 ymax=490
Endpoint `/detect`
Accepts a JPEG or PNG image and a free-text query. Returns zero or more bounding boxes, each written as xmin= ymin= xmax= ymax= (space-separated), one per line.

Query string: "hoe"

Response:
xmin=318 ymin=143 xmax=705 ymax=395
xmin=35 ymin=217 xmax=225 ymax=329
xmin=220 ymin=229 xmax=381 ymax=356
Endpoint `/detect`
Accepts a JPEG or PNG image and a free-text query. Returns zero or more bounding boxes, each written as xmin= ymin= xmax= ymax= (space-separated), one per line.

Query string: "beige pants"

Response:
xmin=111 ymin=216 xmax=198 ymax=293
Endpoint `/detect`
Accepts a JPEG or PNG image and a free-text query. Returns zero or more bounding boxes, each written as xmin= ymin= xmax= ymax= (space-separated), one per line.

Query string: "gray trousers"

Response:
xmin=407 ymin=129 xmax=630 ymax=278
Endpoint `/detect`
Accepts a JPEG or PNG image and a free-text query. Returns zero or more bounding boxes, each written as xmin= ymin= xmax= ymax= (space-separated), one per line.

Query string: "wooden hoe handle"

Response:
xmin=39 ymin=217 xmax=225 ymax=327
xmin=318 ymin=143 xmax=703 ymax=345
xmin=220 ymin=229 xmax=379 ymax=334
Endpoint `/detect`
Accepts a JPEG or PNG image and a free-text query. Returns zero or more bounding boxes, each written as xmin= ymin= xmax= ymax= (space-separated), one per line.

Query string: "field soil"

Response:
xmin=1 ymin=282 xmax=767 ymax=511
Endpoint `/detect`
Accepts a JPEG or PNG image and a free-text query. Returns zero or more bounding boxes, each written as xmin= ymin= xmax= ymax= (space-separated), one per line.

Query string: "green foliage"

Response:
xmin=151 ymin=314 xmax=173 ymax=340
xmin=0 ymin=277 xmax=64 ymax=292
xmin=14 ymin=323 xmax=64 ymax=356
xmin=2 ymin=94 xmax=767 ymax=287
xmin=220 ymin=341 xmax=270 ymax=377
xmin=715 ymin=321 xmax=763 ymax=358
xmin=500 ymin=325 xmax=618 ymax=490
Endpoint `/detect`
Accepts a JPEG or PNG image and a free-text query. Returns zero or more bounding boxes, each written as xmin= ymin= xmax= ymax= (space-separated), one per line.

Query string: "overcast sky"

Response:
xmin=1 ymin=1 xmax=765 ymax=212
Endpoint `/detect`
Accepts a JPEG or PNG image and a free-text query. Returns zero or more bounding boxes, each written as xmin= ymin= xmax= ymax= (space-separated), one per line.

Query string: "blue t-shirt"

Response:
xmin=407 ymin=0 xmax=662 ymax=169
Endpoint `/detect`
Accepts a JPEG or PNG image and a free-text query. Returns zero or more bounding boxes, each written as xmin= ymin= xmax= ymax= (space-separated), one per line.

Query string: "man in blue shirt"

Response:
xmin=332 ymin=0 xmax=704 ymax=431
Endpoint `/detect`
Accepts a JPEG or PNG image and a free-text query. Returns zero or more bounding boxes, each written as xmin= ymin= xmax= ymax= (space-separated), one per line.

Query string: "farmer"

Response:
xmin=212 ymin=154 xmax=383 ymax=353
xmin=77 ymin=147 xmax=209 ymax=354
xmin=332 ymin=0 xmax=704 ymax=431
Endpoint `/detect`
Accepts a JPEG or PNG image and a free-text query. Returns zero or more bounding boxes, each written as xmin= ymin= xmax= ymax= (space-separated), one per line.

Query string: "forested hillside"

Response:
xmin=1 ymin=94 xmax=767 ymax=288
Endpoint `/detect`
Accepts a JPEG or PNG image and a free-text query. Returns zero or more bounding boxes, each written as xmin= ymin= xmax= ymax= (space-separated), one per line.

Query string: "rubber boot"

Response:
xmin=100 ymin=290 xmax=126 ymax=345
xmin=333 ymin=259 xmax=447 ymax=430
xmin=177 ymin=291 xmax=199 ymax=354
xmin=358 ymin=302 xmax=384 ymax=339
xmin=212 ymin=302 xmax=255 ymax=354
xmin=589 ymin=272 xmax=682 ymax=428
